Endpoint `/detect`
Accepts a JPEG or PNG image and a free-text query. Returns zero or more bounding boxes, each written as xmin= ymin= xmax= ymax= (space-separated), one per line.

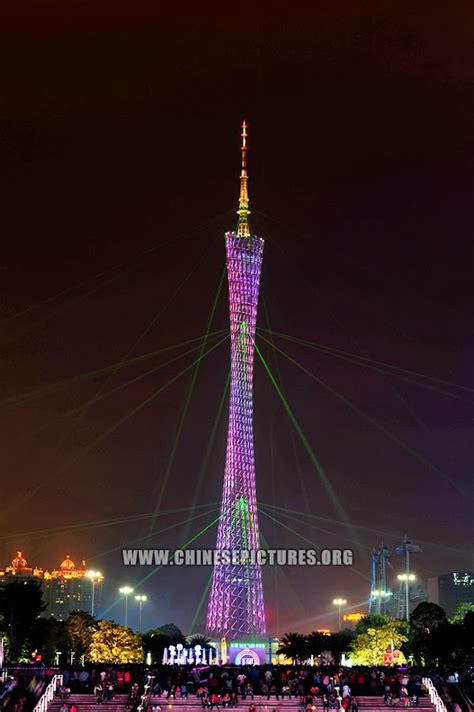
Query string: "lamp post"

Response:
xmin=333 ymin=598 xmax=347 ymax=631
xmin=119 ymin=586 xmax=134 ymax=627
xmin=85 ymin=570 xmax=102 ymax=617
xmin=135 ymin=595 xmax=147 ymax=631
xmin=371 ymin=589 xmax=392 ymax=616
xmin=397 ymin=573 xmax=416 ymax=621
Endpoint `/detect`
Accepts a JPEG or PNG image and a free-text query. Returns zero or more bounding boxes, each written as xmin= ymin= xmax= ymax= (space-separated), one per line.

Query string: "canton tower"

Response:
xmin=207 ymin=122 xmax=266 ymax=639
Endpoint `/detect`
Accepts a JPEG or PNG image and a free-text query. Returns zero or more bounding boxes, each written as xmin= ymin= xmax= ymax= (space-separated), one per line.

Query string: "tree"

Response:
xmin=66 ymin=611 xmax=97 ymax=657
xmin=327 ymin=629 xmax=355 ymax=664
xmin=350 ymin=620 xmax=408 ymax=665
xmin=29 ymin=617 xmax=69 ymax=664
xmin=187 ymin=633 xmax=212 ymax=647
xmin=89 ymin=621 xmax=143 ymax=663
xmin=151 ymin=623 xmax=184 ymax=639
xmin=0 ymin=580 xmax=47 ymax=661
xmin=410 ymin=602 xmax=447 ymax=665
xmin=142 ymin=623 xmax=186 ymax=663
xmin=355 ymin=613 xmax=389 ymax=636
xmin=306 ymin=631 xmax=328 ymax=657
xmin=276 ymin=633 xmax=309 ymax=663
xmin=411 ymin=602 xmax=447 ymax=633
xmin=450 ymin=602 xmax=474 ymax=624
xmin=409 ymin=604 xmax=474 ymax=668
xmin=426 ymin=621 xmax=470 ymax=667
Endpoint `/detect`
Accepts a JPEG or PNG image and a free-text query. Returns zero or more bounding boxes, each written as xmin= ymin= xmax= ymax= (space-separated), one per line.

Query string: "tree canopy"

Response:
xmin=89 ymin=620 xmax=144 ymax=663
xmin=277 ymin=629 xmax=355 ymax=664
xmin=0 ymin=579 xmax=47 ymax=660
xmin=350 ymin=620 xmax=408 ymax=666
xmin=142 ymin=623 xmax=186 ymax=662
xmin=450 ymin=602 xmax=474 ymax=624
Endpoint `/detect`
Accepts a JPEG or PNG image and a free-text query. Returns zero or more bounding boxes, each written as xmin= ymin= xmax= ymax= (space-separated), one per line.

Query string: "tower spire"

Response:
xmin=236 ymin=120 xmax=251 ymax=237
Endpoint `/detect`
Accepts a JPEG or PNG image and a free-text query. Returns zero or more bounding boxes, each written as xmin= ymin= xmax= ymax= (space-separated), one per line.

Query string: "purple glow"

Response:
xmin=206 ymin=232 xmax=266 ymax=639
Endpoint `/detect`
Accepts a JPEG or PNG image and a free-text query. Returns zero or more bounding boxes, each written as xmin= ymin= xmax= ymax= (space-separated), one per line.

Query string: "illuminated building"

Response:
xmin=0 ymin=551 xmax=104 ymax=620
xmin=43 ymin=555 xmax=103 ymax=620
xmin=207 ymin=122 xmax=266 ymax=641
xmin=0 ymin=551 xmax=44 ymax=581
xmin=427 ymin=572 xmax=474 ymax=617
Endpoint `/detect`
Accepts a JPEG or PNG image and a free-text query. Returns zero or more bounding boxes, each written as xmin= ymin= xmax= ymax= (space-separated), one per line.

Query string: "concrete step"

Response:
xmin=50 ymin=697 xmax=129 ymax=703
xmin=150 ymin=701 xmax=431 ymax=707
xmin=49 ymin=705 xmax=432 ymax=709
xmin=48 ymin=695 xmax=432 ymax=712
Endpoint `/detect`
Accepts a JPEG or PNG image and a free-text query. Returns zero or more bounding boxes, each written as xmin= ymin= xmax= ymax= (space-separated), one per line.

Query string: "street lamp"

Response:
xmin=397 ymin=573 xmax=416 ymax=621
xmin=85 ymin=570 xmax=102 ymax=617
xmin=333 ymin=598 xmax=347 ymax=631
xmin=135 ymin=595 xmax=147 ymax=631
xmin=371 ymin=589 xmax=392 ymax=615
xmin=119 ymin=586 xmax=134 ymax=627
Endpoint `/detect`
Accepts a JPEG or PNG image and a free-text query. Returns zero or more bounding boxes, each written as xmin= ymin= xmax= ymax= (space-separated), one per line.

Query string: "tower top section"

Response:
xmin=236 ymin=120 xmax=251 ymax=237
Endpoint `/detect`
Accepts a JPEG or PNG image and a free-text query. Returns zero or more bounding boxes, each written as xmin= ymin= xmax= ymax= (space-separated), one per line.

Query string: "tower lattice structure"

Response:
xmin=207 ymin=122 xmax=266 ymax=639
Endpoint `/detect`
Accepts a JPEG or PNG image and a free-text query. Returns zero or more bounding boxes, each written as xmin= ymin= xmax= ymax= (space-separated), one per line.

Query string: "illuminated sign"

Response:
xmin=162 ymin=644 xmax=218 ymax=665
xmin=452 ymin=573 xmax=474 ymax=586
xmin=343 ymin=613 xmax=365 ymax=622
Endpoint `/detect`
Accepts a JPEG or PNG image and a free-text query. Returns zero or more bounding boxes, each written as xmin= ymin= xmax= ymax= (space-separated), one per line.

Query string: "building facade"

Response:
xmin=427 ymin=571 xmax=474 ymax=617
xmin=0 ymin=551 xmax=103 ymax=620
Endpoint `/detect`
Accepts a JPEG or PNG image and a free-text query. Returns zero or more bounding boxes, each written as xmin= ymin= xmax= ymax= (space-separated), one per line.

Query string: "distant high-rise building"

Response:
xmin=427 ymin=572 xmax=474 ymax=617
xmin=0 ymin=551 xmax=104 ymax=620
xmin=43 ymin=556 xmax=103 ymax=620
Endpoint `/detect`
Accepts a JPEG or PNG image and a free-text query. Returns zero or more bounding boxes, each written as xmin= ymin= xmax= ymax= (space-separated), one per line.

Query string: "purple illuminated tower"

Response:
xmin=207 ymin=122 xmax=266 ymax=639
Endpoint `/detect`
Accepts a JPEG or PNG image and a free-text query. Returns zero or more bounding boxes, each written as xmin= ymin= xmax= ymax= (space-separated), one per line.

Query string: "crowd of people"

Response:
xmin=145 ymin=666 xmax=426 ymax=703
xmin=3 ymin=663 xmax=471 ymax=712
xmin=131 ymin=666 xmax=428 ymax=712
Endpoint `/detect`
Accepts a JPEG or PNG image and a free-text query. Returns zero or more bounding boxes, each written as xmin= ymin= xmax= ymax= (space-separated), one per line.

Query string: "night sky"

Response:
xmin=1 ymin=1 xmax=473 ymax=634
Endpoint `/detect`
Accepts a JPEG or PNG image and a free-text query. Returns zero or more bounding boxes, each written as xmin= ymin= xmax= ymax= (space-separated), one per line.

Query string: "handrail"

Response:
xmin=34 ymin=674 xmax=63 ymax=712
xmin=423 ymin=677 xmax=448 ymax=712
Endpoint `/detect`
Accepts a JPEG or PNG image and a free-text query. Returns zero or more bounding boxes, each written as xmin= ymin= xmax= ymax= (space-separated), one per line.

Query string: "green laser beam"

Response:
xmin=31 ymin=331 xmax=228 ymax=437
xmin=183 ymin=368 xmax=230 ymax=543
xmin=260 ymin=290 xmax=346 ymax=545
xmin=257 ymin=505 xmax=369 ymax=582
xmin=258 ymin=525 xmax=306 ymax=617
xmin=0 ymin=330 xmax=228 ymax=410
xmin=261 ymin=502 xmax=471 ymax=557
xmin=254 ymin=339 xmax=355 ymax=536
xmin=90 ymin=507 xmax=219 ymax=562
xmin=2 ymin=233 xmax=204 ymax=325
xmin=101 ymin=511 xmax=222 ymax=617
xmin=1 ymin=335 xmax=229 ymax=522
xmin=0 ymin=503 xmax=218 ymax=543
xmin=258 ymin=328 xmax=474 ymax=398
xmin=129 ymin=514 xmax=222 ymax=590
xmin=188 ymin=571 xmax=213 ymax=636
xmin=5 ymin=209 xmax=235 ymax=327
xmin=55 ymin=236 xmax=223 ymax=478
xmin=258 ymin=502 xmax=372 ymax=551
xmin=259 ymin=333 xmax=463 ymax=496
xmin=148 ymin=266 xmax=227 ymax=535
